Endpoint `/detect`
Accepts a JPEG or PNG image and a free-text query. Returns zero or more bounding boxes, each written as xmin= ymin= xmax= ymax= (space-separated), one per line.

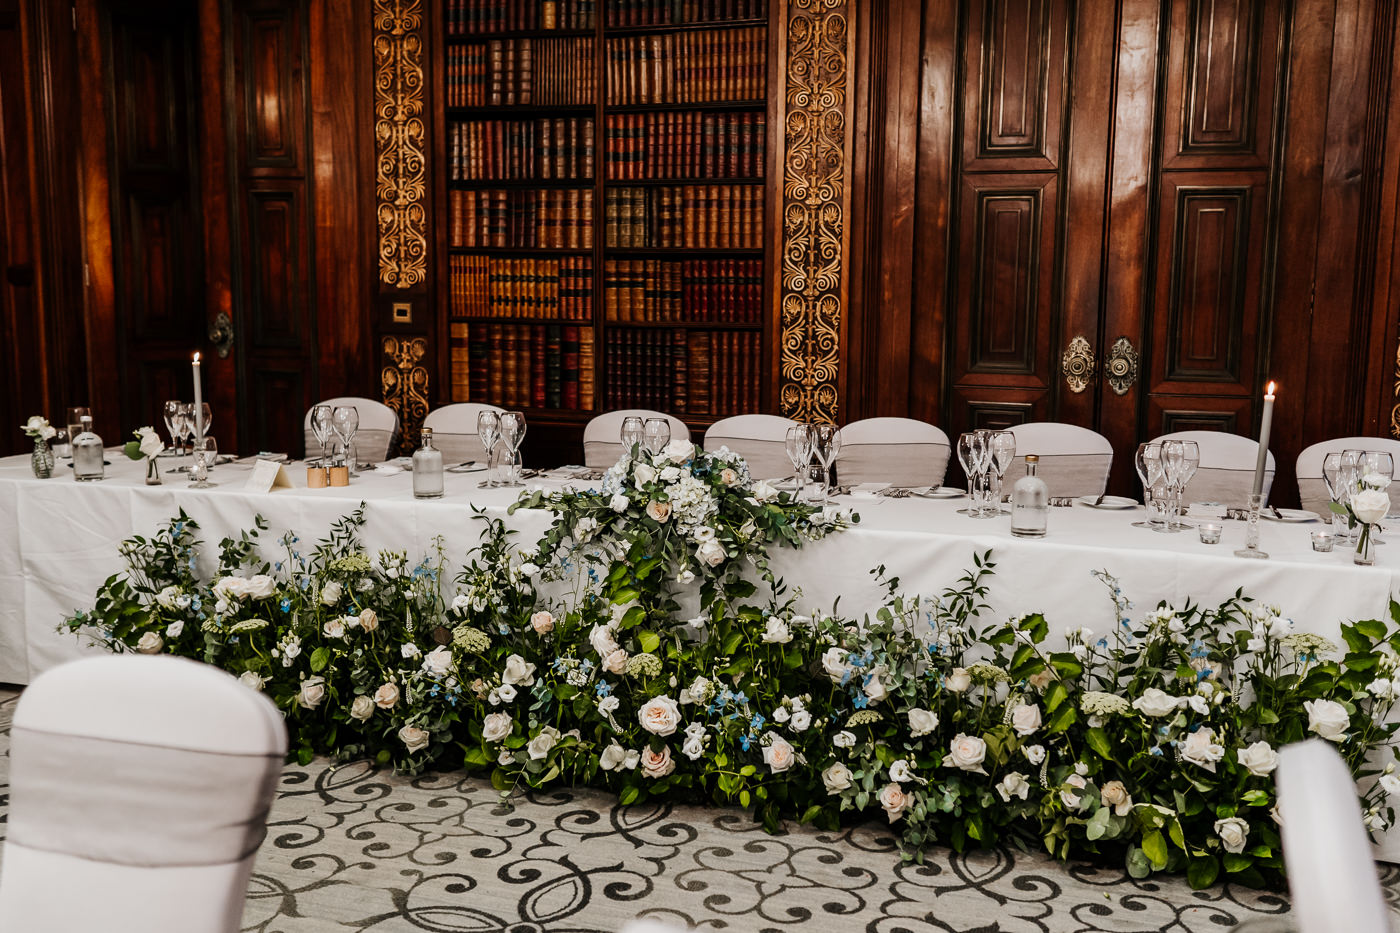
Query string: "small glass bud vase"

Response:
xmin=145 ymin=457 xmax=162 ymax=485
xmin=31 ymin=437 xmax=54 ymax=478
xmin=1356 ymin=524 xmax=1377 ymax=566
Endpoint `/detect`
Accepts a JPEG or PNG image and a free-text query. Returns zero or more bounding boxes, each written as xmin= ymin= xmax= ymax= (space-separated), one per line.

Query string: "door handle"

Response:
xmin=1103 ymin=336 xmax=1139 ymax=395
xmin=1061 ymin=335 xmax=1095 ymax=393
xmin=208 ymin=311 xmax=234 ymax=359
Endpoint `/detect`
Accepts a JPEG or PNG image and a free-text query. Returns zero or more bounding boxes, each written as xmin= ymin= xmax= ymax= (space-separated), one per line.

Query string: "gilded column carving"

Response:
xmin=374 ymin=0 xmax=427 ymax=289
xmin=1391 ymin=339 xmax=1400 ymax=438
xmin=382 ymin=336 xmax=430 ymax=454
xmin=778 ymin=0 xmax=852 ymax=425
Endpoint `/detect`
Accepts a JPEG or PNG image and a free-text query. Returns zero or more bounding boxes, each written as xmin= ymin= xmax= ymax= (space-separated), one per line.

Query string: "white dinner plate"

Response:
xmin=917 ymin=486 xmax=965 ymax=499
xmin=1263 ymin=508 xmax=1321 ymax=523
xmin=1077 ymin=495 xmax=1138 ymax=510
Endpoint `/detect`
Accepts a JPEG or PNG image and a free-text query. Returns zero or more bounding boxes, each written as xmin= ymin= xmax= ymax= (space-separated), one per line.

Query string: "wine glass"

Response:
xmin=176 ymin=403 xmax=198 ymax=467
xmin=1365 ymin=450 xmax=1396 ymax=538
xmin=642 ymin=418 xmax=671 ymax=457
xmin=619 ymin=416 xmax=644 ymax=456
xmin=199 ymin=402 xmax=213 ymax=439
xmin=955 ymin=432 xmax=985 ymax=516
xmin=497 ymin=411 xmax=526 ymax=487
xmin=332 ymin=406 xmax=360 ymax=475
xmin=162 ymin=401 xmax=183 ymax=454
xmin=1172 ymin=440 xmax=1200 ymax=530
xmin=785 ymin=423 xmax=813 ymax=494
xmin=310 ymin=405 xmax=335 ymax=466
xmin=811 ymin=424 xmax=841 ymax=505
xmin=1132 ymin=442 xmax=1165 ymax=529
xmin=1158 ymin=440 xmax=1185 ymax=533
xmin=189 ymin=436 xmax=218 ymax=489
xmin=989 ymin=431 xmax=1017 ymax=507
xmin=477 ymin=410 xmax=501 ymax=487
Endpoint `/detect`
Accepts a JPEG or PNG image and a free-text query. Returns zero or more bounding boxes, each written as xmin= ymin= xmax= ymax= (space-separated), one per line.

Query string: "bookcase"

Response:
xmin=433 ymin=0 xmax=774 ymax=444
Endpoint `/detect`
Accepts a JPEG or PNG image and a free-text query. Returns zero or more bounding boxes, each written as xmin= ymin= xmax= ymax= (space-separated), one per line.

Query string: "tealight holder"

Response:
xmin=1311 ymin=530 xmax=1335 ymax=552
xmin=1198 ymin=522 xmax=1222 ymax=545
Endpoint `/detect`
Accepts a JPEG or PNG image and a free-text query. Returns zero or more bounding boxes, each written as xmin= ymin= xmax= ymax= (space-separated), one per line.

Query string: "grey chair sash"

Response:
xmin=1184 ymin=467 xmax=1274 ymax=508
xmin=8 ymin=726 xmax=283 ymax=867
xmin=1008 ymin=453 xmax=1111 ymax=499
xmin=702 ymin=437 xmax=792 ymax=481
xmin=836 ymin=442 xmax=950 ymax=487
xmin=428 ymin=432 xmax=489 ymax=465
xmin=584 ymin=440 xmax=626 ymax=470
xmin=1299 ymin=476 xmax=1400 ymax=518
xmin=304 ymin=428 xmax=396 ymax=464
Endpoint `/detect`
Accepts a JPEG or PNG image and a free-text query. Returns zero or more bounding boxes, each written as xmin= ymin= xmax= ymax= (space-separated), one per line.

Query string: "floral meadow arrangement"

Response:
xmin=63 ymin=443 xmax=1400 ymax=890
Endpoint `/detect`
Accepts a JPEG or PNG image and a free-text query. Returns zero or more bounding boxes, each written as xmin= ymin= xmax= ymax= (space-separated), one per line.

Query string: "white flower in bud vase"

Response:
xmin=761 ymin=617 xmax=792 ymax=644
xmin=23 ymin=415 xmax=56 ymax=439
xmin=399 ymin=725 xmax=430 ymax=753
xmin=641 ymin=745 xmax=675 ymax=778
xmin=1305 ymin=698 xmax=1350 ymax=741
xmin=374 ymin=682 xmax=400 ymax=709
xmin=1214 ymin=817 xmax=1250 ymax=854
xmin=947 ymin=733 xmax=987 ymax=773
xmin=1181 ymin=727 xmax=1226 ymax=772
xmin=638 ymin=695 xmax=682 ymax=736
xmin=349 ymin=695 xmax=375 ymax=721
xmin=482 ymin=712 xmax=512 ymax=743
xmin=1239 ymin=741 xmax=1278 ymax=777
xmin=823 ymin=762 xmax=853 ymax=793
xmin=136 ymin=631 xmax=164 ymax=654
xmin=996 ymin=772 xmax=1031 ymax=802
xmin=528 ymin=726 xmax=560 ymax=760
xmin=878 ymin=783 xmax=908 ymax=823
xmin=1010 ymin=704 xmax=1042 ymax=737
xmin=1353 ymin=489 xmax=1391 ymax=525
xmin=136 ymin=426 xmax=163 ymax=459
xmin=297 ymin=676 xmax=326 ymax=710
xmin=320 ymin=581 xmax=343 ymax=606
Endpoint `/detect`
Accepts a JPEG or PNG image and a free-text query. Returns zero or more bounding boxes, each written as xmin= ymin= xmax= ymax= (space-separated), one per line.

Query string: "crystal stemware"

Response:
xmin=811 ymin=424 xmax=841 ymax=505
xmin=332 ymin=406 xmax=360 ymax=476
xmin=989 ymin=431 xmax=1017 ymax=510
xmin=1173 ymin=440 xmax=1200 ymax=529
xmin=955 ymin=432 xmax=986 ymax=516
xmin=642 ymin=418 xmax=671 ymax=458
xmin=310 ymin=405 xmax=335 ymax=466
xmin=477 ymin=410 xmax=501 ymax=487
xmin=1132 ymin=442 xmax=1165 ymax=529
xmin=620 ymin=416 xmax=644 ymax=456
xmin=785 ymin=423 xmax=813 ymax=496
xmin=497 ymin=411 xmax=527 ymax=487
xmin=1157 ymin=440 xmax=1186 ymax=533
xmin=162 ymin=400 xmax=183 ymax=455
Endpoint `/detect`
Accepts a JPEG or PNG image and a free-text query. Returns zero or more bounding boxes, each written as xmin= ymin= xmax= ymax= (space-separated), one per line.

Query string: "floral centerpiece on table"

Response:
xmin=123 ymin=426 xmax=165 ymax=484
xmin=21 ymin=415 xmax=56 ymax=478
xmin=1333 ymin=468 xmax=1391 ymax=564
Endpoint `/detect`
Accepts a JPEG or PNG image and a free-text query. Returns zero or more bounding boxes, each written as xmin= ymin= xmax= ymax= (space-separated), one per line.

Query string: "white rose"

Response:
xmin=482 ymin=712 xmax=513 ymax=743
xmin=282 ymin=640 xmax=301 ymax=660
xmin=598 ymin=695 xmax=621 ymax=718
xmin=821 ymin=647 xmax=850 ymax=684
xmin=399 ymin=725 xmax=430 ymax=753
xmin=833 ymin=730 xmax=856 ymax=748
xmin=528 ymin=726 xmax=561 ymax=760
xmin=947 ymin=733 xmax=987 ymax=773
xmin=623 ymin=749 xmax=641 ymax=770
xmin=358 ymin=609 xmax=378 ymax=632
xmin=136 ymin=631 xmax=163 ymax=654
xmin=401 ymin=643 xmax=422 ymax=660
xmin=641 ymin=745 xmax=675 ymax=778
xmin=1187 ymin=694 xmax=1210 ymax=716
xmin=863 ymin=668 xmax=889 ymax=703
xmin=681 ymin=734 xmax=706 ymax=760
xmin=662 ymin=438 xmax=692 ymax=463
xmin=762 ymin=735 xmax=797 ymax=773
xmin=633 ymin=463 xmax=658 ymax=486
xmin=519 ymin=562 xmax=540 ymax=577
xmin=945 ymin=667 xmax=972 ymax=693
xmin=1101 ymin=780 xmax=1132 ymax=816
xmin=1381 ymin=773 xmax=1400 ymax=797
xmin=590 ymin=624 xmax=621 ymax=657
xmin=502 ymin=654 xmax=537 ymax=686
xmin=676 ymin=568 xmax=696 ymax=585
xmin=696 ymin=539 xmax=726 ymax=567
xmin=1214 ymin=817 xmax=1250 ymax=854
xmin=751 ymin=480 xmax=779 ymax=502
xmin=1352 ymin=488 xmax=1391 ymax=525
xmin=638 ymin=695 xmax=683 ymax=736
xmin=679 ymin=675 xmax=712 ymax=705
xmin=530 ymin=611 xmax=555 ymax=634
xmin=323 ymin=618 xmax=346 ymax=639
xmin=907 ymin=708 xmax=939 ymax=737
xmin=350 ymin=695 xmax=375 ymax=721
xmin=646 ymin=500 xmax=672 ymax=522
xmin=889 ymin=759 xmax=915 ymax=783
xmin=165 ymin=619 xmax=185 ymax=638
xmin=238 ymin=671 xmax=266 ymax=691
xmin=1132 ymin=687 xmax=1181 ymax=718
xmin=878 ymin=783 xmax=908 ymax=823
xmin=155 ymin=586 xmax=180 ymax=610
xmin=1011 ymin=703 xmax=1042 ymax=737
xmin=374 ymin=682 xmax=400 ymax=709
xmin=1181 ymin=726 xmax=1226 ymax=772
xmin=823 ymin=762 xmax=853 ymax=793
xmin=138 ymin=428 xmax=164 ymax=459
xmin=242 ymin=575 xmax=276 ymax=599
xmin=602 ymin=648 xmax=629 ymax=674
xmin=1239 ymin=741 xmax=1279 ymax=777
xmin=599 ymin=743 xmax=628 ymax=771
xmin=1305 ymin=698 xmax=1350 ymax=741
xmin=422 ymin=646 xmax=454 ymax=677
xmin=610 ymin=492 xmax=631 ymax=513
xmin=297 ymin=676 xmax=326 ymax=710
xmin=762 ymin=618 xmax=792 ymax=644
xmin=789 ymin=710 xmax=811 ymax=732
xmin=1023 ymin=744 xmax=1046 ymax=765
xmin=1060 ymin=773 xmax=1087 ymax=809
xmin=996 ymin=771 xmax=1031 ymax=802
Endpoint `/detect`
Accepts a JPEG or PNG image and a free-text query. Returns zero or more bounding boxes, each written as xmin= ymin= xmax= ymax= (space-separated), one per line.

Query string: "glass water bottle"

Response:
xmin=412 ymin=427 xmax=444 ymax=499
xmin=71 ymin=415 xmax=105 ymax=483
xmin=1010 ymin=454 xmax=1047 ymax=538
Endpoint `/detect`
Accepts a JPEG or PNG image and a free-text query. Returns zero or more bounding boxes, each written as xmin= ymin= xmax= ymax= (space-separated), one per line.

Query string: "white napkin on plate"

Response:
xmin=1185 ymin=503 xmax=1226 ymax=520
xmin=374 ymin=462 xmax=404 ymax=475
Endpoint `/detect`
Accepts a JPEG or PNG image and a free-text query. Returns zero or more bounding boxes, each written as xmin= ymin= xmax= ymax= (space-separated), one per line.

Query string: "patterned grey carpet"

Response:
xmin=0 ymin=686 xmax=1393 ymax=931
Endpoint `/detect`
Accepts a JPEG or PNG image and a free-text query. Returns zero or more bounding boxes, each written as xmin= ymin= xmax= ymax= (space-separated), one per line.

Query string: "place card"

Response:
xmin=245 ymin=458 xmax=294 ymax=493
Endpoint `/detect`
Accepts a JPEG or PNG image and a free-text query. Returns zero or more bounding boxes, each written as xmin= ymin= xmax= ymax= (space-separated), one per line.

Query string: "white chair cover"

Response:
xmin=0 ymin=655 xmax=287 ymax=933
xmin=1277 ymin=740 xmax=1390 ymax=933
xmin=583 ymin=409 xmax=691 ymax=468
xmin=303 ymin=396 xmax=400 ymax=463
xmin=423 ymin=403 xmax=507 ymax=464
xmin=836 ymin=417 xmax=951 ymax=487
xmin=703 ymin=414 xmax=799 ymax=480
xmin=1006 ymin=423 xmax=1113 ymax=499
xmin=1152 ymin=430 xmax=1274 ymax=506
xmin=1296 ymin=437 xmax=1400 ymax=517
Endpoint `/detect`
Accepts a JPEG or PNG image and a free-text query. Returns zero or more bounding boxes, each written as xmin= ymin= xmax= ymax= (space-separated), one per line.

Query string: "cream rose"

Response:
xmin=421 ymin=646 xmax=454 ymax=677
xmin=399 ymin=725 xmax=430 ymax=753
xmin=947 ymin=733 xmax=987 ymax=773
xmin=1239 ymin=741 xmax=1279 ymax=777
xmin=1181 ymin=726 xmax=1226 ymax=772
xmin=638 ymin=695 xmax=683 ymax=736
xmin=641 ymin=744 xmax=676 ymax=778
xmin=527 ymin=726 xmax=560 ymax=760
xmin=482 ymin=712 xmax=513 ymax=743
xmin=1305 ymin=698 xmax=1349 ymax=741
xmin=1352 ymin=488 xmax=1391 ymax=525
xmin=823 ymin=762 xmax=853 ymax=793
xmin=878 ymin=783 xmax=908 ymax=823
xmin=530 ymin=611 xmax=555 ymax=634
xmin=1028 ymin=669 xmax=1054 ymax=691
xmin=238 ymin=670 xmax=267 ymax=691
xmin=349 ymin=695 xmax=375 ymax=721
xmin=136 ymin=631 xmax=164 ymax=654
xmin=1100 ymin=780 xmax=1132 ymax=816
xmin=320 ymin=581 xmax=343 ymax=605
xmin=720 ymin=468 xmax=739 ymax=486
xmin=821 ymin=647 xmax=851 ymax=683
xmin=358 ymin=608 xmax=379 ymax=632
xmin=1060 ymin=773 xmax=1087 ymax=809
xmin=633 ymin=463 xmax=658 ymax=486
xmin=373 ymin=682 xmax=401 ymax=709
xmin=646 ymin=500 xmax=672 ymax=522
xmin=696 ymin=539 xmax=726 ymax=567
xmin=761 ymin=618 xmax=792 ymax=644
xmin=602 ymin=648 xmax=629 ymax=675
xmin=907 ymin=708 xmax=939 ymax=737
xmin=502 ymin=654 xmax=537 ymax=686
xmin=996 ymin=771 xmax=1031 ymax=802
xmin=1214 ymin=817 xmax=1250 ymax=854
xmin=945 ymin=667 xmax=972 ymax=693
xmin=762 ymin=735 xmax=796 ymax=773
xmin=323 ymin=618 xmax=346 ymax=640
xmin=297 ymin=676 xmax=326 ymax=710
xmin=590 ymin=624 xmax=621 ymax=657
xmin=1011 ymin=703 xmax=1042 ymax=737
xmin=1132 ymin=687 xmax=1181 ymax=718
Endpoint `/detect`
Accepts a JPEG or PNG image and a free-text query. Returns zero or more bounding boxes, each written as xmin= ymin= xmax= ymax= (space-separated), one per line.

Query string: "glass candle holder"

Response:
xmin=1311 ymin=530 xmax=1335 ymax=552
xmin=1198 ymin=522 xmax=1222 ymax=545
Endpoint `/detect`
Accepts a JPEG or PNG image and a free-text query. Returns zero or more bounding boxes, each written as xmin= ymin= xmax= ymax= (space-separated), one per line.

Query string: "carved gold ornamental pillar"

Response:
xmin=777 ymin=0 xmax=853 ymax=425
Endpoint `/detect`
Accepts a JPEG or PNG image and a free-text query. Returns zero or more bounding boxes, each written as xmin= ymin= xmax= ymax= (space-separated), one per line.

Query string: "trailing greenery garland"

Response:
xmin=63 ymin=442 xmax=1400 ymax=889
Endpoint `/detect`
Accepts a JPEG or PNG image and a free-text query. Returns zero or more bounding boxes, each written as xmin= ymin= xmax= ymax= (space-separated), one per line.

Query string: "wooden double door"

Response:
xmin=849 ymin=0 xmax=1391 ymax=499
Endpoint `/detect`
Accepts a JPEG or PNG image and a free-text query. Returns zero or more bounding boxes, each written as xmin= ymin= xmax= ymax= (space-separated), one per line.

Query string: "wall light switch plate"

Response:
xmin=392 ymin=302 xmax=412 ymax=324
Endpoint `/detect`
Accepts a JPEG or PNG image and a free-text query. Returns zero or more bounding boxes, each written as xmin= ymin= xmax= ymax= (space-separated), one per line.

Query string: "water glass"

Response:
xmin=497 ymin=411 xmax=526 ymax=487
xmin=162 ymin=400 xmax=183 ymax=454
xmin=811 ymin=424 xmax=841 ymax=505
xmin=1132 ymin=442 xmax=1164 ymax=529
xmin=477 ymin=410 xmax=501 ymax=487
xmin=988 ymin=431 xmax=1016 ymax=508
xmin=785 ymin=424 xmax=813 ymax=495
xmin=332 ymin=406 xmax=360 ymax=475
xmin=642 ymin=418 xmax=671 ymax=457
xmin=620 ymin=416 xmax=644 ymax=455
xmin=310 ymin=404 xmax=335 ymax=466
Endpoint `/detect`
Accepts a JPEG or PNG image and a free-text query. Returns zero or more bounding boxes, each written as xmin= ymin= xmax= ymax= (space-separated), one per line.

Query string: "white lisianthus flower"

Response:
xmin=789 ymin=710 xmax=811 ymax=732
xmin=889 ymin=759 xmax=916 ymax=784
xmin=661 ymin=438 xmax=692 ymax=463
xmin=496 ymin=683 xmax=518 ymax=703
xmin=590 ymin=624 xmax=621 ymax=657
xmin=349 ymin=695 xmax=375 ymax=721
xmin=907 ymin=708 xmax=939 ymax=737
xmin=482 ymin=712 xmax=512 ymax=743
xmin=638 ymin=695 xmax=683 ymax=736
xmin=1010 ymin=704 xmax=1041 ymax=737
xmin=527 ymin=726 xmax=561 ymax=760
xmin=679 ymin=675 xmax=713 ymax=705
xmin=1380 ymin=772 xmax=1400 ymax=797
xmin=996 ymin=771 xmax=1031 ymax=802
xmin=681 ymin=734 xmax=705 ymax=760
xmin=1187 ymin=694 xmax=1210 ymax=716
xmin=1181 ymin=727 xmax=1226 ymax=772
xmin=155 ymin=586 xmax=181 ymax=610
xmin=833 ymin=730 xmax=856 ymax=749
xmin=947 ymin=733 xmax=987 ymax=773
xmin=1239 ymin=741 xmax=1279 ymax=777
xmin=676 ymin=568 xmax=696 ymax=585
xmin=761 ymin=617 xmax=792 ymax=644
xmin=1304 ymin=698 xmax=1350 ymax=741
xmin=822 ymin=762 xmax=853 ymax=793
xmin=136 ymin=426 xmax=163 ymax=459
xmin=1214 ymin=817 xmax=1250 ymax=854
xmin=401 ymin=642 xmax=422 ymax=660
xmin=1132 ymin=688 xmax=1181 ymax=718
xmin=165 ymin=619 xmax=185 ymax=638
xmin=1023 ymin=744 xmax=1046 ymax=765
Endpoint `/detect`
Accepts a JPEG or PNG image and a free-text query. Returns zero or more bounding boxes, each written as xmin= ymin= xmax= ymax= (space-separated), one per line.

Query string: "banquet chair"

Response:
xmin=1274 ymin=740 xmax=1390 ymax=933
xmin=423 ymin=402 xmax=507 ymax=464
xmin=584 ymin=409 xmax=691 ymax=468
xmin=303 ymin=396 xmax=400 ymax=463
xmin=836 ymin=417 xmax=951 ymax=487
xmin=704 ymin=414 xmax=799 ymax=480
xmin=1005 ymin=423 xmax=1113 ymax=498
xmin=1151 ymin=430 xmax=1274 ymax=506
xmin=1296 ymin=437 xmax=1400 ymax=516
xmin=0 ymin=655 xmax=287 ymax=933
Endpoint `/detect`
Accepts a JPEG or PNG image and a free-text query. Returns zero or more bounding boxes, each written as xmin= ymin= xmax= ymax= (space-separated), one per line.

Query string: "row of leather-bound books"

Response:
xmin=450 ymin=254 xmax=593 ymax=320
xmin=604 ymin=184 xmax=762 ymax=249
xmin=604 ymin=0 xmax=766 ymax=25
xmin=450 ymin=118 xmax=594 ymax=182
xmin=449 ymin=323 xmax=597 ymax=410
xmin=605 ymin=28 xmax=765 ymax=105
xmin=445 ymin=38 xmax=595 ymax=108
xmin=603 ymin=258 xmax=761 ymax=323
xmin=605 ymin=111 xmax=764 ymax=180
xmin=604 ymin=327 xmax=759 ymax=416
xmin=449 ymin=188 xmax=595 ymax=249
xmin=445 ymin=0 xmax=595 ymax=33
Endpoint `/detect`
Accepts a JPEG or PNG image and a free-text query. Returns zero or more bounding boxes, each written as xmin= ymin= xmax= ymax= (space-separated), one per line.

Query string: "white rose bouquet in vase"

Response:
xmin=21 ymin=415 xmax=57 ymax=478
xmin=123 ymin=426 xmax=166 ymax=485
xmin=1335 ymin=470 xmax=1391 ymax=565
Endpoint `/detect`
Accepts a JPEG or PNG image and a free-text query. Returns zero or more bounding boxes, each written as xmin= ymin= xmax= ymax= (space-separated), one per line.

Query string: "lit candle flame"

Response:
xmin=1266 ymin=380 xmax=1276 ymax=397
xmin=194 ymin=352 xmax=201 ymax=363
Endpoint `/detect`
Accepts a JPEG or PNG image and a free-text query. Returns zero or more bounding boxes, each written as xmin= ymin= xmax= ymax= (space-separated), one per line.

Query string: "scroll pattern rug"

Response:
xmin=1 ymin=687 xmax=1397 ymax=931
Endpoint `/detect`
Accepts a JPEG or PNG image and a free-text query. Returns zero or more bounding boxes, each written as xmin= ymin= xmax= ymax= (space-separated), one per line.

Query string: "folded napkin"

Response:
xmin=1186 ymin=503 xmax=1226 ymax=520
xmin=374 ymin=463 xmax=405 ymax=475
